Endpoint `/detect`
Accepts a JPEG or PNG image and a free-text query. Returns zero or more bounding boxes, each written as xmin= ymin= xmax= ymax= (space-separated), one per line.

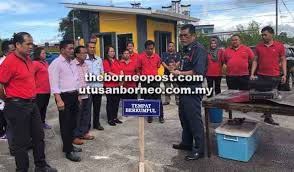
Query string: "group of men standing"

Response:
xmin=206 ymin=26 xmax=286 ymax=125
xmin=0 ymin=23 xmax=287 ymax=172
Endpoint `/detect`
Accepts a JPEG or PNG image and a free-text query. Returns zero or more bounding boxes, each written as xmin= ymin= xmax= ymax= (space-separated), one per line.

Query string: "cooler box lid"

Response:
xmin=215 ymin=121 xmax=258 ymax=137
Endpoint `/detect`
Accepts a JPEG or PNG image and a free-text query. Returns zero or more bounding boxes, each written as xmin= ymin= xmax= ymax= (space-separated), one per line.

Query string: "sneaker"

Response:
xmin=43 ymin=123 xmax=52 ymax=129
xmin=0 ymin=134 xmax=7 ymax=140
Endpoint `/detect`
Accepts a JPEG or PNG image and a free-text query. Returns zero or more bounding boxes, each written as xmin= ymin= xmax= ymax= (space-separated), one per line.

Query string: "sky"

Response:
xmin=0 ymin=0 xmax=293 ymax=44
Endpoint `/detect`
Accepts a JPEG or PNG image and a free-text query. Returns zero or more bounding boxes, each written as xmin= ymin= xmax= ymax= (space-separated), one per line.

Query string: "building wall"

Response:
xmin=146 ymin=19 xmax=175 ymax=43
xmin=99 ymin=12 xmax=138 ymax=53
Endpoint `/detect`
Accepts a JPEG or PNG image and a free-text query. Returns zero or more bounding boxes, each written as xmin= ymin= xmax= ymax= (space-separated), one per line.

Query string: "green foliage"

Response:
xmin=59 ymin=10 xmax=83 ymax=40
xmin=59 ymin=9 xmax=99 ymax=41
xmin=197 ymin=21 xmax=294 ymax=49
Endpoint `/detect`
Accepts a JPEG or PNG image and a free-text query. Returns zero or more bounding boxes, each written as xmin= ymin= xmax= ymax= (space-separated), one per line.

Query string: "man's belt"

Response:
xmin=61 ymin=90 xmax=78 ymax=94
xmin=6 ymin=98 xmax=36 ymax=103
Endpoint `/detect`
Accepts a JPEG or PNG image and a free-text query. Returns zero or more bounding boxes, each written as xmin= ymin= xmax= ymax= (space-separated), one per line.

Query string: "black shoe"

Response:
xmin=35 ymin=164 xmax=58 ymax=172
xmin=73 ymin=146 xmax=82 ymax=152
xmin=264 ymin=117 xmax=279 ymax=126
xmin=65 ymin=152 xmax=81 ymax=162
xmin=94 ymin=125 xmax=104 ymax=130
xmin=159 ymin=117 xmax=165 ymax=123
xmin=108 ymin=121 xmax=116 ymax=126
xmin=163 ymin=102 xmax=170 ymax=105
xmin=114 ymin=119 xmax=123 ymax=124
xmin=185 ymin=152 xmax=204 ymax=161
xmin=147 ymin=117 xmax=153 ymax=123
xmin=172 ymin=144 xmax=192 ymax=151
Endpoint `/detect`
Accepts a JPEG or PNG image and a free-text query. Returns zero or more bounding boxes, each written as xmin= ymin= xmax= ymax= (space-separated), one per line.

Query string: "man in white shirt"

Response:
xmin=0 ymin=40 xmax=15 ymax=139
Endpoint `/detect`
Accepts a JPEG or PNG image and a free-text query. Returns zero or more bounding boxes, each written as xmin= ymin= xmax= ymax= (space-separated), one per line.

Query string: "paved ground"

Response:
xmin=1 ymin=83 xmax=294 ymax=172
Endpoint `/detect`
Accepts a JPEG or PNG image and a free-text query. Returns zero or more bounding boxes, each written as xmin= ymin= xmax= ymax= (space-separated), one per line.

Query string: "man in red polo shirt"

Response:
xmin=250 ymin=26 xmax=287 ymax=125
xmin=127 ymin=42 xmax=139 ymax=61
xmin=223 ymin=34 xmax=255 ymax=90
xmin=0 ymin=32 xmax=57 ymax=172
xmin=138 ymin=40 xmax=164 ymax=123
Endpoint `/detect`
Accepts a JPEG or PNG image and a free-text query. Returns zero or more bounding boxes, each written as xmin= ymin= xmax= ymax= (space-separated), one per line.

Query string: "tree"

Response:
xmin=59 ymin=10 xmax=83 ymax=40
xmin=59 ymin=6 xmax=99 ymax=41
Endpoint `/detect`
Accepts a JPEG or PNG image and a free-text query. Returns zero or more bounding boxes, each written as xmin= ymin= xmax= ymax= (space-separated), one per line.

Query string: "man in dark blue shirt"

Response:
xmin=171 ymin=24 xmax=208 ymax=161
xmin=161 ymin=42 xmax=180 ymax=105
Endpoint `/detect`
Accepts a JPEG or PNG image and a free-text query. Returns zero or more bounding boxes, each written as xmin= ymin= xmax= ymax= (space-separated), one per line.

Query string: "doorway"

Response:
xmin=155 ymin=31 xmax=172 ymax=57
xmin=117 ymin=33 xmax=133 ymax=59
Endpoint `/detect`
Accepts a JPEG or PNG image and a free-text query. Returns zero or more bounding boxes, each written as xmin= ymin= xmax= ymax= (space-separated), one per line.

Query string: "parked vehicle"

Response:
xmin=279 ymin=44 xmax=294 ymax=91
xmin=46 ymin=52 xmax=59 ymax=65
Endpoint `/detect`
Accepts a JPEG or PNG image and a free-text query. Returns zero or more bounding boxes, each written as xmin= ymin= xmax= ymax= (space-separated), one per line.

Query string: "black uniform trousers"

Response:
xmin=178 ymin=93 xmax=205 ymax=154
xmin=4 ymin=99 xmax=46 ymax=172
xmin=58 ymin=92 xmax=79 ymax=153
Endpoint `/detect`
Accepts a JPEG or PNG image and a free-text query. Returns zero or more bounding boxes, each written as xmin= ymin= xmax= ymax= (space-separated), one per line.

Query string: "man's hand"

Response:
xmin=0 ymin=84 xmax=5 ymax=100
xmin=250 ymin=75 xmax=256 ymax=80
xmin=56 ymin=99 xmax=65 ymax=111
xmin=171 ymin=70 xmax=181 ymax=76
xmin=281 ymin=75 xmax=287 ymax=84
xmin=78 ymin=96 xmax=82 ymax=105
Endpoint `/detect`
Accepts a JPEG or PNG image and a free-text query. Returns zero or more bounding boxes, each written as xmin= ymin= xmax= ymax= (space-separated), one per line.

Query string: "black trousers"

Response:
xmin=91 ymin=94 xmax=102 ymax=128
xmin=179 ymin=94 xmax=204 ymax=154
xmin=226 ymin=76 xmax=250 ymax=90
xmin=74 ymin=98 xmax=91 ymax=138
xmin=59 ymin=92 xmax=79 ymax=153
xmin=0 ymin=109 xmax=6 ymax=136
xmin=141 ymin=82 xmax=164 ymax=118
xmin=206 ymin=76 xmax=222 ymax=97
xmin=106 ymin=94 xmax=120 ymax=122
xmin=36 ymin=94 xmax=50 ymax=123
xmin=122 ymin=93 xmax=137 ymax=100
xmin=4 ymin=99 xmax=46 ymax=171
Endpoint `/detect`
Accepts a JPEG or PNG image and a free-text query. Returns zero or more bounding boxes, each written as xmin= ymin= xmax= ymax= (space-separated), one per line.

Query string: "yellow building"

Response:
xmin=63 ymin=3 xmax=198 ymax=58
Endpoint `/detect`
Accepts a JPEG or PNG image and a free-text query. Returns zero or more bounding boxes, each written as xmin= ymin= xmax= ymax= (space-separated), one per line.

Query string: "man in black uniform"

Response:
xmin=171 ymin=24 xmax=208 ymax=161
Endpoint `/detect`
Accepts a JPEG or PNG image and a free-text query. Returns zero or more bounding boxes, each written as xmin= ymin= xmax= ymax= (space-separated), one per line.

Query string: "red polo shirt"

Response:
xmin=256 ymin=41 xmax=285 ymax=77
xmin=0 ymin=52 xmax=36 ymax=99
xmin=138 ymin=52 xmax=161 ymax=76
xmin=130 ymin=52 xmax=139 ymax=61
xmin=207 ymin=49 xmax=224 ymax=77
xmin=103 ymin=59 xmax=122 ymax=87
xmin=223 ymin=45 xmax=255 ymax=76
xmin=120 ymin=59 xmax=137 ymax=88
xmin=33 ymin=60 xmax=50 ymax=94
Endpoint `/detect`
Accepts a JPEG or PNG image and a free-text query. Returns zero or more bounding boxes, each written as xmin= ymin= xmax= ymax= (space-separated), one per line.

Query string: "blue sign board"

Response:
xmin=122 ymin=99 xmax=160 ymax=117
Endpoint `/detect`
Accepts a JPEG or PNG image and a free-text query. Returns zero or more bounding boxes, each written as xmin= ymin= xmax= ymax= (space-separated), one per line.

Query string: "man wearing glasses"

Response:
xmin=171 ymin=24 xmax=208 ymax=161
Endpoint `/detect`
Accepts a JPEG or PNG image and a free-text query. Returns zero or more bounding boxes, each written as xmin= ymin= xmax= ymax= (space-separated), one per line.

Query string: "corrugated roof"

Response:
xmin=62 ymin=3 xmax=199 ymax=22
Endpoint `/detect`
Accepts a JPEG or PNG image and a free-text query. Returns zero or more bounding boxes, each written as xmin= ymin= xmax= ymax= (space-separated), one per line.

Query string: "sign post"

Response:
xmin=122 ymin=99 xmax=160 ymax=172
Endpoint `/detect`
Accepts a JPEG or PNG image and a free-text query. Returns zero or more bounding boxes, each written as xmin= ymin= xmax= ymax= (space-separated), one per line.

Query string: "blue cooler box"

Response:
xmin=215 ymin=121 xmax=258 ymax=162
